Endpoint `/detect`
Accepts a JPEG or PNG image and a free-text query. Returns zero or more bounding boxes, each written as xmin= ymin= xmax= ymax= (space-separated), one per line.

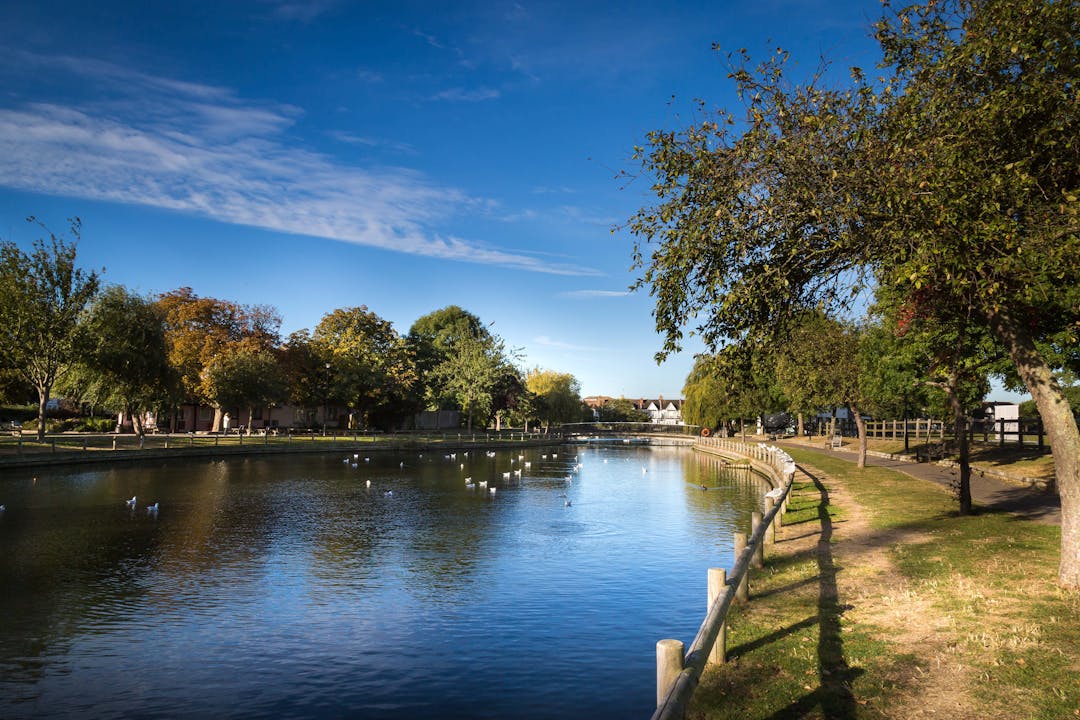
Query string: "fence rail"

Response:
xmin=0 ymin=429 xmax=565 ymax=465
xmin=652 ymin=438 xmax=797 ymax=720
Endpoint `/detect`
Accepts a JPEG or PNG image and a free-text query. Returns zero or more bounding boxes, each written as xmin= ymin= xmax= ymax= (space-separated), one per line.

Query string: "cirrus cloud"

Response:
xmin=0 ymin=50 xmax=598 ymax=276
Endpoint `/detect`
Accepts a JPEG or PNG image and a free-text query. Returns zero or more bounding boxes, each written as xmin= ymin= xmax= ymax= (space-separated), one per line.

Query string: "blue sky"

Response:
xmin=0 ymin=0 xmax=894 ymax=399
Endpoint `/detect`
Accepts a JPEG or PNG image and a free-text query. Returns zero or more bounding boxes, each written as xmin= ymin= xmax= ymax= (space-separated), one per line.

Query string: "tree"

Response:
xmin=312 ymin=306 xmax=416 ymax=430
xmin=0 ymin=217 xmax=100 ymax=441
xmin=775 ymin=313 xmax=869 ymax=466
xmin=597 ymin=398 xmax=651 ymax=423
xmin=525 ymin=369 xmax=582 ymax=431
xmin=681 ymin=356 xmax=729 ymax=431
xmin=429 ymin=330 xmax=511 ymax=431
xmin=62 ymin=285 xmax=176 ymax=435
xmin=627 ymin=0 xmax=1080 ymax=588
xmin=408 ymin=306 xmax=488 ymax=410
xmin=871 ymin=0 xmax=1079 ymax=582
xmin=202 ymin=346 xmax=287 ymax=432
xmin=278 ymin=329 xmax=325 ymax=411
xmin=156 ymin=287 xmax=281 ymax=431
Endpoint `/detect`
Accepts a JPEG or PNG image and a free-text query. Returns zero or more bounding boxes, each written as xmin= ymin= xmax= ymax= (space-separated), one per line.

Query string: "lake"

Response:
xmin=0 ymin=442 xmax=768 ymax=719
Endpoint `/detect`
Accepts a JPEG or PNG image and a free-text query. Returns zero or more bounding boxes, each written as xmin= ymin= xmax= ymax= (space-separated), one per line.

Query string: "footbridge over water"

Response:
xmin=559 ymin=422 xmax=704 ymax=447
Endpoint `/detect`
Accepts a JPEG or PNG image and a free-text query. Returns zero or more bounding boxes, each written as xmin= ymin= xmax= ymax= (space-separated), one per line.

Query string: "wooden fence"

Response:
xmin=652 ymin=438 xmax=797 ymax=720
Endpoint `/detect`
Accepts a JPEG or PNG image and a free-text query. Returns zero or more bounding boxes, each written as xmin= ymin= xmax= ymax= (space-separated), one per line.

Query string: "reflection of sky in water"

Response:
xmin=0 ymin=445 xmax=769 ymax=719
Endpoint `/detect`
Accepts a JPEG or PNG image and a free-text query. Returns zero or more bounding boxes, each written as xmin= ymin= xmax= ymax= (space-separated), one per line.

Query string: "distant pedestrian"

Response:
xmin=223 ymin=413 xmax=231 ymax=434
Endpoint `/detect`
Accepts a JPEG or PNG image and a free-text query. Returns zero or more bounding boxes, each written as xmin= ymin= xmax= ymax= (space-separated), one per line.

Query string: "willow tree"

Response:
xmin=64 ymin=285 xmax=176 ymax=435
xmin=628 ymin=0 xmax=1080 ymax=587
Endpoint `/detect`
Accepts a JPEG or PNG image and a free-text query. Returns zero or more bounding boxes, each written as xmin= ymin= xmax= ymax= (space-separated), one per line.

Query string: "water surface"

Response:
xmin=0 ymin=443 xmax=767 ymax=719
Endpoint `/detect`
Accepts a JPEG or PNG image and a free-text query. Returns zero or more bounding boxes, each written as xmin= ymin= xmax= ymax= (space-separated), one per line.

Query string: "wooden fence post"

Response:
xmin=734 ymin=532 xmax=749 ymax=602
xmin=656 ymin=639 xmax=685 ymax=707
xmin=751 ymin=512 xmax=764 ymax=567
xmin=764 ymin=497 xmax=777 ymax=543
xmin=708 ymin=568 xmax=727 ymax=666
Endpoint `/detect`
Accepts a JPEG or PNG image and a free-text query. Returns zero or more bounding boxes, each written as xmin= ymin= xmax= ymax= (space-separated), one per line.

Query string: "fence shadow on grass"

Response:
xmin=764 ymin=466 xmax=862 ymax=720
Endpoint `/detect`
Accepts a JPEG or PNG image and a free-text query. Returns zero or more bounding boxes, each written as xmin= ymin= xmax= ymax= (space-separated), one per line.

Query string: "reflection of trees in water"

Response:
xmin=0 ymin=466 xmax=171 ymax=688
xmin=683 ymin=453 xmax=772 ymax=537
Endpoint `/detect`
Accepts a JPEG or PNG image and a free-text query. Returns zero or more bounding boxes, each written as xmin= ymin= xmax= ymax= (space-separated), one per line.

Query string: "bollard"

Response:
xmin=751 ymin=512 xmax=764 ymax=568
xmin=215 ymin=436 xmax=219 ymax=446
xmin=656 ymin=638 xmax=685 ymax=707
xmin=112 ymin=438 xmax=117 ymax=451
xmin=708 ymin=568 xmax=727 ymax=665
xmin=165 ymin=438 xmax=169 ymax=449
xmin=733 ymin=532 xmax=749 ymax=602
xmin=765 ymin=497 xmax=777 ymax=544
xmin=772 ymin=494 xmax=783 ymax=533
xmin=239 ymin=433 xmax=243 ymax=446
xmin=190 ymin=435 xmax=194 ymax=447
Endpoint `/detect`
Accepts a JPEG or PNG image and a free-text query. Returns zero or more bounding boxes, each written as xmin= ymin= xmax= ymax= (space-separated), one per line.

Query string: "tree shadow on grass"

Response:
xmin=764 ymin=465 xmax=862 ymax=720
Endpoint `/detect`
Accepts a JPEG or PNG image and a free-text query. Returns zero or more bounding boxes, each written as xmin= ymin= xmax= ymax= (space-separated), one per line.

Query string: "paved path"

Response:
xmin=779 ymin=439 xmax=1061 ymax=525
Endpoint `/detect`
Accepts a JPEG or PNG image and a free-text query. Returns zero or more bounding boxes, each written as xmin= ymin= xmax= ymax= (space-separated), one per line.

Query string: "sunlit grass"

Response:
xmin=689 ymin=445 xmax=1077 ymax=720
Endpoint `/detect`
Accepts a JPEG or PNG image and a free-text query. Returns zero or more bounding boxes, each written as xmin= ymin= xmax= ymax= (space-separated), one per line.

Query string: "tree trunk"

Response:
xmin=797 ymin=412 xmax=805 ymax=437
xmin=130 ymin=404 xmax=145 ymax=437
xmin=988 ymin=311 xmax=1079 ymax=590
xmin=849 ymin=404 xmax=867 ymax=469
xmin=248 ymin=406 xmax=255 ymax=434
xmin=943 ymin=382 xmax=973 ymax=516
xmin=36 ymin=384 xmax=49 ymax=442
xmin=212 ymin=406 xmax=223 ymax=433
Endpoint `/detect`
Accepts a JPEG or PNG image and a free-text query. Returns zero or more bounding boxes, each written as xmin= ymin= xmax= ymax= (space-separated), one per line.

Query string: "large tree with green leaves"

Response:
xmin=313 ymin=306 xmax=416 ymax=430
xmin=0 ymin=218 xmax=100 ymax=441
xmin=408 ymin=306 xmax=489 ymax=410
xmin=627 ymin=0 xmax=1080 ymax=588
xmin=63 ymin=285 xmax=176 ymax=435
xmin=775 ymin=313 xmax=870 ymax=466
xmin=202 ymin=346 xmax=287 ymax=432
xmin=871 ymin=0 xmax=1079 ymax=579
xmin=429 ymin=330 xmax=512 ymax=431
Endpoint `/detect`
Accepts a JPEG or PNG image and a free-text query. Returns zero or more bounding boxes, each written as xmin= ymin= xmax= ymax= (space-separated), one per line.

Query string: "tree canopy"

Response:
xmin=628 ymin=0 xmax=1080 ymax=587
xmin=0 ymin=218 xmax=100 ymax=440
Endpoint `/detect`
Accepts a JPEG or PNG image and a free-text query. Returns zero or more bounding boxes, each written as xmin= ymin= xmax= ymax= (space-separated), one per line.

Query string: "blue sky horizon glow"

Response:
xmin=5 ymin=0 xmax=1021 ymax=402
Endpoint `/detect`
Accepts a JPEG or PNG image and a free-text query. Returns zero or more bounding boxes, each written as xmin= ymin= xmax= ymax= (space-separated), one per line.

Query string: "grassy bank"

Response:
xmin=689 ymin=446 xmax=1078 ymax=720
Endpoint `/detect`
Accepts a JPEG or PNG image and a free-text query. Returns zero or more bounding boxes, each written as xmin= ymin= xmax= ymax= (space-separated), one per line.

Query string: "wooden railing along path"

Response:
xmin=652 ymin=438 xmax=797 ymax=720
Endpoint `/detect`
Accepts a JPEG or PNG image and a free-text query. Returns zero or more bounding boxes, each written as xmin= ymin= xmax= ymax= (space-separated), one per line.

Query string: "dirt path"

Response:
xmin=778 ymin=459 xmax=983 ymax=719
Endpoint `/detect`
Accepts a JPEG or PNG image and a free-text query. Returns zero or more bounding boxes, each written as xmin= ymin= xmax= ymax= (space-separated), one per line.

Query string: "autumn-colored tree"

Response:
xmin=156 ymin=287 xmax=281 ymax=430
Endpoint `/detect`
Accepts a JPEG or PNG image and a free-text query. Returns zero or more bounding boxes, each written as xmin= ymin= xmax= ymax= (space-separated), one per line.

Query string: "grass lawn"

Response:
xmin=688 ymin=446 xmax=1078 ymax=720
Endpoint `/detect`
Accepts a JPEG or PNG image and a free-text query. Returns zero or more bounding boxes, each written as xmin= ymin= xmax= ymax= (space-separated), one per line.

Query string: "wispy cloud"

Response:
xmin=533 ymin=335 xmax=604 ymax=352
xmin=0 ymin=51 xmax=598 ymax=276
xmin=263 ymin=0 xmax=339 ymax=22
xmin=431 ymin=86 xmax=500 ymax=102
xmin=328 ymin=130 xmax=417 ymax=155
xmin=559 ymin=290 xmax=630 ymax=299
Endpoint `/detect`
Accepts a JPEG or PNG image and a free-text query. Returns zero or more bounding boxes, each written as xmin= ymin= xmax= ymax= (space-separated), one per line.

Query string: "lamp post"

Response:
xmin=323 ymin=362 xmax=331 ymax=436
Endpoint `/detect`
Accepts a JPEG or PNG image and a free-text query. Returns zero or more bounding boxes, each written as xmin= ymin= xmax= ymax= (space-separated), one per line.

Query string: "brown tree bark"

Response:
xmin=943 ymin=379 xmax=973 ymax=516
xmin=850 ymin=404 xmax=868 ymax=469
xmin=988 ymin=311 xmax=1079 ymax=590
